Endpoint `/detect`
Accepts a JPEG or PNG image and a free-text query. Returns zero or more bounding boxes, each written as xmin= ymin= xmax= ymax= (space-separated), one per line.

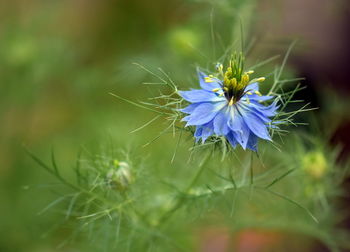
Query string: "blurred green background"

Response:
xmin=1 ymin=0 xmax=350 ymax=251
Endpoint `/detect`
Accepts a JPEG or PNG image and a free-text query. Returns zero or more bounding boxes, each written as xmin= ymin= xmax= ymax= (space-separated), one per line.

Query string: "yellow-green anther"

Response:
xmin=216 ymin=63 xmax=223 ymax=71
xmin=236 ymin=83 xmax=244 ymax=90
xmin=230 ymin=78 xmax=237 ymax=88
xmin=212 ymin=53 xmax=264 ymax=105
xmin=224 ymin=76 xmax=230 ymax=85
xmin=204 ymin=77 xmax=214 ymax=83
xmin=255 ymin=90 xmax=262 ymax=96
xmin=241 ymin=74 xmax=249 ymax=86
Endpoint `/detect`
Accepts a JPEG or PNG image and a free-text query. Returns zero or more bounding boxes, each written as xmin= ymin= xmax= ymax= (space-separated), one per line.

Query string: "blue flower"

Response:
xmin=179 ymin=57 xmax=278 ymax=151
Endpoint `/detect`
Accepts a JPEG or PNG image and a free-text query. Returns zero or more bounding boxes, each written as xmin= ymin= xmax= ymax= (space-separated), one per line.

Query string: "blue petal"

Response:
xmin=185 ymin=102 xmax=225 ymax=126
xmin=194 ymin=122 xmax=215 ymax=143
xmin=178 ymin=89 xmax=224 ymax=103
xmin=194 ymin=127 xmax=203 ymax=142
xmin=238 ymin=102 xmax=272 ymax=124
xmin=213 ymin=109 xmax=230 ymax=135
xmin=180 ymin=103 xmax=200 ymax=114
xmin=181 ymin=115 xmax=191 ymax=122
xmin=250 ymin=99 xmax=279 ymax=117
xmin=245 ymin=82 xmax=259 ymax=92
xmin=246 ymin=133 xmax=258 ymax=151
xmin=243 ymin=94 xmax=274 ymax=101
xmin=227 ymin=106 xmax=243 ymax=132
xmin=201 ymin=124 xmax=214 ymax=143
xmin=233 ymin=130 xmax=250 ymax=149
xmin=239 ymin=108 xmax=271 ymax=141
xmin=226 ymin=132 xmax=238 ymax=148
xmin=198 ymin=71 xmax=222 ymax=91
xmin=226 ymin=106 xmax=250 ymax=149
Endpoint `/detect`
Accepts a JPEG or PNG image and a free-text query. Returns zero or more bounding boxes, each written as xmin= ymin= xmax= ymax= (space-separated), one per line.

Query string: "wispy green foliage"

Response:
xmin=27 ymin=130 xmax=350 ymax=251
xmin=13 ymin=0 xmax=350 ymax=251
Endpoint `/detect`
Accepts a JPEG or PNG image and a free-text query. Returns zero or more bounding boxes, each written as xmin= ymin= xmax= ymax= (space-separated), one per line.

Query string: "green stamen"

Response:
xmin=215 ymin=52 xmax=266 ymax=105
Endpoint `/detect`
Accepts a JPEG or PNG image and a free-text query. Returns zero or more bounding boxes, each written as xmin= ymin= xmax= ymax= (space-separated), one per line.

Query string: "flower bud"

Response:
xmin=302 ymin=151 xmax=327 ymax=179
xmin=107 ymin=160 xmax=134 ymax=191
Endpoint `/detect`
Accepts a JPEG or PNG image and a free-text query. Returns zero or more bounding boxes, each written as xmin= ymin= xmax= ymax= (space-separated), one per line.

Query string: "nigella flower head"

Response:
xmin=179 ymin=53 xmax=279 ymax=151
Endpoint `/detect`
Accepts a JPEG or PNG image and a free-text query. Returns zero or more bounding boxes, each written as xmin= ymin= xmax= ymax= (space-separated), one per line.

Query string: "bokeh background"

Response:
xmin=1 ymin=0 xmax=350 ymax=251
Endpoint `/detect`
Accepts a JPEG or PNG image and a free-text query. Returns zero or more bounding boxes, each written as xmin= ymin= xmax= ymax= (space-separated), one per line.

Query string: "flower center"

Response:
xmin=211 ymin=53 xmax=265 ymax=106
xmin=222 ymin=53 xmax=250 ymax=104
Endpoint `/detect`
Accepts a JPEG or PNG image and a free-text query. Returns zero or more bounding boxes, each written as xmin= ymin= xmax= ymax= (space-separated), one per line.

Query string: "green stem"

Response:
xmin=250 ymin=152 xmax=254 ymax=185
xmin=185 ymin=160 xmax=207 ymax=192
xmin=157 ymin=154 xmax=210 ymax=225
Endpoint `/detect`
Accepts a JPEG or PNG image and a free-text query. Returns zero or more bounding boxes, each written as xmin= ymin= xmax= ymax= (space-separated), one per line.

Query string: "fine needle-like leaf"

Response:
xmin=265 ymin=168 xmax=295 ymax=189
xmin=109 ymin=93 xmax=168 ymax=115
xmin=130 ymin=115 xmax=161 ymax=133
xmin=258 ymin=187 xmax=319 ymax=223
